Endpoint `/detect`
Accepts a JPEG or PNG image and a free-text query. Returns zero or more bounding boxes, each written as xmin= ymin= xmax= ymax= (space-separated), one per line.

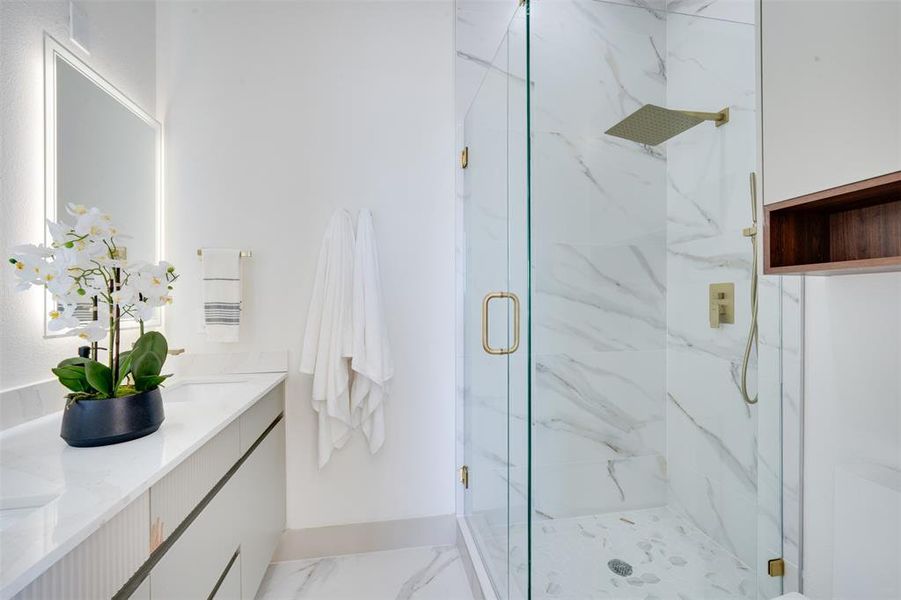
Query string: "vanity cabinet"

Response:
xmin=147 ymin=419 xmax=286 ymax=600
xmin=141 ymin=386 xmax=286 ymax=600
xmin=10 ymin=383 xmax=286 ymax=600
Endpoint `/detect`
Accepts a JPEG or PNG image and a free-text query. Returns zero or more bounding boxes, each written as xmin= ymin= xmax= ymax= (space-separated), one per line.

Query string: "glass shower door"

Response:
xmin=461 ymin=9 xmax=529 ymax=599
xmin=525 ymin=0 xmax=783 ymax=598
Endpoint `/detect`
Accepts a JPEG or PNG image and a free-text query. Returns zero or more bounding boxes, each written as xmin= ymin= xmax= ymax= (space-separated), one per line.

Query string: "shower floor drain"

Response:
xmin=607 ymin=559 xmax=633 ymax=577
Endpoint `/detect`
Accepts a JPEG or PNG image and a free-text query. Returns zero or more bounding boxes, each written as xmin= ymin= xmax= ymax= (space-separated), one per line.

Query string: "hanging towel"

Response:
xmin=300 ymin=210 xmax=356 ymax=468
xmin=351 ymin=209 xmax=393 ymax=455
xmin=202 ymin=248 xmax=242 ymax=343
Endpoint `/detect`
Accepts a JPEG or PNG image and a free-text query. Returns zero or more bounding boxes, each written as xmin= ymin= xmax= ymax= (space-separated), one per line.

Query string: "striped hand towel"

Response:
xmin=201 ymin=248 xmax=242 ymax=342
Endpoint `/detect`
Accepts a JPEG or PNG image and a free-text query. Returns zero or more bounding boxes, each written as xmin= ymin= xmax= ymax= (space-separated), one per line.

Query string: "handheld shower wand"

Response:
xmin=741 ymin=172 xmax=759 ymax=405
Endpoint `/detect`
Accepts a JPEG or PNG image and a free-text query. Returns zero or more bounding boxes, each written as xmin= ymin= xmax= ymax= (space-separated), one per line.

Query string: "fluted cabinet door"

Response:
xmin=11 ymin=492 xmax=150 ymax=600
xmin=237 ymin=419 xmax=286 ymax=599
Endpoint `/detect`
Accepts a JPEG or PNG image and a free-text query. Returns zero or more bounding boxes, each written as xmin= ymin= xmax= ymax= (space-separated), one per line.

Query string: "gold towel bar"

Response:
xmin=196 ymin=249 xmax=253 ymax=258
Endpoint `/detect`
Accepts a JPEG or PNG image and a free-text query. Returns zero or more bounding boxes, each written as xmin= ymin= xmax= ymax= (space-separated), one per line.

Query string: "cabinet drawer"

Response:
xmin=149 ymin=420 xmax=239 ymax=546
xmin=239 ymin=386 xmax=283 ymax=453
xmin=210 ymin=552 xmax=241 ymax=600
xmin=149 ymin=474 xmax=239 ymax=599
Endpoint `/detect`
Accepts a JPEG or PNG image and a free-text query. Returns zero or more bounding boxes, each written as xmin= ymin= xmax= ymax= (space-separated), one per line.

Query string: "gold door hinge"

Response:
xmin=768 ymin=558 xmax=785 ymax=577
xmin=461 ymin=146 xmax=469 ymax=169
xmin=459 ymin=465 xmax=469 ymax=489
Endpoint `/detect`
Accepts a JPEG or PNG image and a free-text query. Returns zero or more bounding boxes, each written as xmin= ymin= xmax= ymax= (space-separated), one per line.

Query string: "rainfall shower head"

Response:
xmin=604 ymin=104 xmax=730 ymax=146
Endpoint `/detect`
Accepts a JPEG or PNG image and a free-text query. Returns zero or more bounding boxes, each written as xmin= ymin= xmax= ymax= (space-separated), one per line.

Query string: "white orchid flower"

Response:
xmin=133 ymin=267 xmax=168 ymax=299
xmin=74 ymin=321 xmax=107 ymax=342
xmin=47 ymin=272 xmax=77 ymax=299
xmin=48 ymin=304 xmax=80 ymax=332
xmin=111 ymin=283 xmax=138 ymax=306
xmin=134 ymin=300 xmax=156 ymax=321
xmin=73 ymin=207 xmax=114 ymax=238
xmin=65 ymin=203 xmax=89 ymax=217
xmin=47 ymin=220 xmax=75 ymax=247
xmin=10 ymin=207 xmax=178 ymax=367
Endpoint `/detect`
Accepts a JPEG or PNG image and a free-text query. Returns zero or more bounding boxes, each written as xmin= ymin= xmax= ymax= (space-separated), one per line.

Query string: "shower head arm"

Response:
xmin=678 ymin=107 xmax=730 ymax=127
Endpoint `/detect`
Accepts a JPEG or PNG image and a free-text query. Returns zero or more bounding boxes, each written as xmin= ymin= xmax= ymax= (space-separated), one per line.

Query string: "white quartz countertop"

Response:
xmin=0 ymin=371 xmax=287 ymax=598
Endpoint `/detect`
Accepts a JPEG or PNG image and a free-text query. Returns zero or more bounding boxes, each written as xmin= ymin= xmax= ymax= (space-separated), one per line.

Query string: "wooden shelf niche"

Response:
xmin=764 ymin=170 xmax=901 ymax=275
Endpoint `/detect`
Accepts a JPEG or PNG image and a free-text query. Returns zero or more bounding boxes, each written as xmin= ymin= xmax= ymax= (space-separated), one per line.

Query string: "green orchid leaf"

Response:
xmin=132 ymin=352 xmax=163 ymax=390
xmin=134 ymin=374 xmax=169 ymax=392
xmin=115 ymin=351 xmax=134 ymax=390
xmin=58 ymin=357 xmax=90 ymax=368
xmin=83 ymin=360 xmax=114 ymax=398
xmin=52 ymin=366 xmax=90 ymax=393
xmin=133 ymin=332 xmax=168 ymax=366
xmin=132 ymin=351 xmax=162 ymax=377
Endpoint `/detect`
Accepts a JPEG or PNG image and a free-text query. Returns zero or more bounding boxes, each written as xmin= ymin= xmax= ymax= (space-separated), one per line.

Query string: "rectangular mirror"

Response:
xmin=44 ymin=35 xmax=161 ymax=336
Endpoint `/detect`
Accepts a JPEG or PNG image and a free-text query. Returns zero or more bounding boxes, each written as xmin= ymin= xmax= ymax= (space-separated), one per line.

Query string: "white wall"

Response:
xmin=762 ymin=1 xmax=901 ymax=597
xmin=0 ymin=0 xmax=157 ymax=391
xmin=156 ymin=0 xmax=456 ymax=529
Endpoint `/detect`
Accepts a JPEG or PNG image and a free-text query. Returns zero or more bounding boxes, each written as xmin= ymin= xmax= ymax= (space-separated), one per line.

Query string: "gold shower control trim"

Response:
xmin=481 ymin=291 xmax=521 ymax=355
xmin=709 ymin=282 xmax=735 ymax=328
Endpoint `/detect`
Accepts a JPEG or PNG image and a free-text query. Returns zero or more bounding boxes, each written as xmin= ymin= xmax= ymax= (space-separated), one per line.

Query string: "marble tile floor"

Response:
xmin=514 ymin=506 xmax=755 ymax=599
xmin=255 ymin=545 xmax=475 ymax=600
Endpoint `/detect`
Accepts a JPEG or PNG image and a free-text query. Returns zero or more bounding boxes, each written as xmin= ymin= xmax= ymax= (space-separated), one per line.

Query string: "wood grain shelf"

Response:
xmin=764 ymin=170 xmax=901 ymax=275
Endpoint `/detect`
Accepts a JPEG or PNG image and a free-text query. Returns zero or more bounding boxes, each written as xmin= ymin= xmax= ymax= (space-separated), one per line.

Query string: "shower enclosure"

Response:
xmin=458 ymin=1 xmax=784 ymax=598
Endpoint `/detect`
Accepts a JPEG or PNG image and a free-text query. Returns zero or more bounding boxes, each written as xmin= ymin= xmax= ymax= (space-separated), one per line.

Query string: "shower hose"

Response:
xmin=741 ymin=172 xmax=759 ymax=405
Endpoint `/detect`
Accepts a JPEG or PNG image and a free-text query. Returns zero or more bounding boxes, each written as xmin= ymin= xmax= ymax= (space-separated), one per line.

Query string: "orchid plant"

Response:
xmin=9 ymin=204 xmax=178 ymax=400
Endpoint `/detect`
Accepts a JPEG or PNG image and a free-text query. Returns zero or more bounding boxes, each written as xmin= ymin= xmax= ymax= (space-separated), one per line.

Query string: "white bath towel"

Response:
xmin=300 ymin=210 xmax=356 ymax=468
xmin=201 ymin=248 xmax=242 ymax=343
xmin=350 ymin=209 xmax=393 ymax=455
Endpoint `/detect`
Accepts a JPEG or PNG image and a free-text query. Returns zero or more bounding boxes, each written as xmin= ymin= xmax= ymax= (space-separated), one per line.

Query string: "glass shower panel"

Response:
xmin=526 ymin=1 xmax=782 ymax=598
xmin=462 ymin=9 xmax=529 ymax=598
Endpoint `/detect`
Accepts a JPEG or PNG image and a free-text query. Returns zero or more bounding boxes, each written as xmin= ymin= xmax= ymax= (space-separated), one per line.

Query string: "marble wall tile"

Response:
xmin=664 ymin=8 xmax=759 ymax=575
xmin=531 ymin=133 xmax=666 ymax=248
xmin=529 ymin=0 xmax=668 ymax=518
xmin=534 ymin=351 xmax=665 ymax=466
xmin=530 ymin=0 xmax=666 ymax=137
xmin=666 ymin=0 xmax=755 ymax=25
xmin=666 ymin=352 xmax=757 ymax=486
xmin=666 ymin=463 xmax=758 ymax=572
xmin=533 ymin=238 xmax=667 ymax=355
xmin=455 ymin=0 xmax=520 ymax=124
xmin=533 ymin=455 xmax=667 ymax=519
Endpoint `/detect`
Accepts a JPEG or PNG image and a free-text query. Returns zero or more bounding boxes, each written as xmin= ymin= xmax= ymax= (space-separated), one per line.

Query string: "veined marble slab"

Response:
xmin=256 ymin=545 xmax=474 ymax=600
xmin=0 ymin=371 xmax=287 ymax=598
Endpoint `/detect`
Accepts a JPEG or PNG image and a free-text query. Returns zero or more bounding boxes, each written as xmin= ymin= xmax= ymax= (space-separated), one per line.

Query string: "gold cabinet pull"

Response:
xmin=481 ymin=292 xmax=520 ymax=355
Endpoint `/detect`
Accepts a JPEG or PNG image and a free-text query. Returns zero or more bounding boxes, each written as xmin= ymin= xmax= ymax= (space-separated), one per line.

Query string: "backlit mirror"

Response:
xmin=44 ymin=35 xmax=161 ymax=336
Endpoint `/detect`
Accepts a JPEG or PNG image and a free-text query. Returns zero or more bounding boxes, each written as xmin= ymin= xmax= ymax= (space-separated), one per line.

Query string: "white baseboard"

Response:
xmin=272 ymin=514 xmax=457 ymax=562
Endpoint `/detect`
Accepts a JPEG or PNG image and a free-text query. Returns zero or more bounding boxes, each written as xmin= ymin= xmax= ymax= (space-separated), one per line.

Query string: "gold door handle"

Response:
xmin=481 ymin=292 xmax=521 ymax=355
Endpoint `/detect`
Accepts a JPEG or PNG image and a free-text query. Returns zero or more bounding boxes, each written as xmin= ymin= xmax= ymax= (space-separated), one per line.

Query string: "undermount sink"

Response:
xmin=162 ymin=377 xmax=250 ymax=403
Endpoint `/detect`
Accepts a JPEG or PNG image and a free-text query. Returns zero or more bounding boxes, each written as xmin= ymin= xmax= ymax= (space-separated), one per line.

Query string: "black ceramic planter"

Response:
xmin=60 ymin=388 xmax=165 ymax=447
